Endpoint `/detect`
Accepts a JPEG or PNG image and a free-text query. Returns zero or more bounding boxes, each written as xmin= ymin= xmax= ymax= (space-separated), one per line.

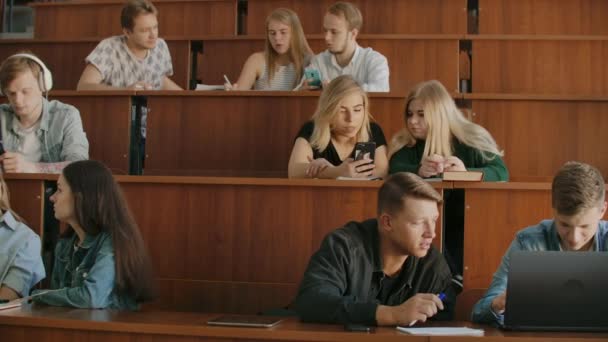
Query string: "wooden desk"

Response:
xmin=0 ymin=39 xmax=191 ymax=90
xmin=478 ymin=0 xmax=608 ymax=35
xmin=469 ymin=35 xmax=608 ymax=95
xmin=4 ymin=174 xmax=50 ymax=235
xmin=1 ymin=306 xmax=606 ymax=342
xmin=465 ymin=93 xmax=608 ymax=180
xmin=246 ymin=0 xmax=467 ymax=35
xmin=141 ymin=91 xmax=408 ymax=177
xmin=31 ymin=0 xmax=237 ymax=39
xmin=201 ymin=35 xmax=462 ymax=94
xmin=459 ymin=182 xmax=608 ymax=290
xmin=116 ymin=176 xmax=448 ymax=312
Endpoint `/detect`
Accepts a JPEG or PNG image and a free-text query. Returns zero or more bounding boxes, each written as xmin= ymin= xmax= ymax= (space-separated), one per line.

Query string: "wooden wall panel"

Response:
xmin=201 ymin=37 xmax=460 ymax=94
xmin=5 ymin=179 xmax=44 ymax=235
xmin=51 ymin=93 xmax=132 ymax=175
xmin=479 ymin=0 xmax=608 ymax=35
xmin=32 ymin=0 xmax=237 ymax=39
xmin=246 ymin=0 xmax=467 ymax=34
xmin=472 ymin=39 xmax=608 ymax=95
xmin=143 ymin=93 xmax=405 ymax=176
xmin=471 ymin=99 xmax=608 ymax=180
xmin=0 ymin=40 xmax=190 ymax=90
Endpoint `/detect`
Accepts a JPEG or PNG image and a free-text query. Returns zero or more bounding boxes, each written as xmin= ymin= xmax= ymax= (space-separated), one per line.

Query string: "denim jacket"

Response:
xmin=0 ymin=99 xmax=89 ymax=162
xmin=0 ymin=211 xmax=45 ymax=296
xmin=471 ymin=219 xmax=608 ymax=325
xmin=33 ymin=231 xmax=137 ymax=310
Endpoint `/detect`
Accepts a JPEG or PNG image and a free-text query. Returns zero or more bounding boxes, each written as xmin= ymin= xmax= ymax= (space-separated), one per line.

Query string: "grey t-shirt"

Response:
xmin=85 ymin=35 xmax=174 ymax=89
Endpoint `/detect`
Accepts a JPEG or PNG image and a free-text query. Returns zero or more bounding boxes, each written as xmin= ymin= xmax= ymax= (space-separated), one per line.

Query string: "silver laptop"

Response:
xmin=504 ymin=251 xmax=608 ymax=331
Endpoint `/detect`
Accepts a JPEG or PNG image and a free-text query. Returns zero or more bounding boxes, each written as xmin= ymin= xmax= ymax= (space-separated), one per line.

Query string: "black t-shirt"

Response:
xmin=295 ymin=121 xmax=387 ymax=166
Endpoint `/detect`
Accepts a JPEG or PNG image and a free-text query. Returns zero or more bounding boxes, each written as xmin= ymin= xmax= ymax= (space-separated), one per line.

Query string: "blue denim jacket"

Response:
xmin=0 ymin=211 xmax=45 ymax=296
xmin=471 ymin=219 xmax=608 ymax=325
xmin=33 ymin=231 xmax=138 ymax=310
xmin=0 ymin=98 xmax=89 ymax=163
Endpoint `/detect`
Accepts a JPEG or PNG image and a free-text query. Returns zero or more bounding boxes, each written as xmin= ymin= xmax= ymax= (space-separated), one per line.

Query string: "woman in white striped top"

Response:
xmin=225 ymin=8 xmax=312 ymax=91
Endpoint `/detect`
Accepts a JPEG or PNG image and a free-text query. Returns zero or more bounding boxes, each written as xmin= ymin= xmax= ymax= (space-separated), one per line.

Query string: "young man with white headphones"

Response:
xmin=0 ymin=53 xmax=89 ymax=173
xmin=303 ymin=2 xmax=390 ymax=92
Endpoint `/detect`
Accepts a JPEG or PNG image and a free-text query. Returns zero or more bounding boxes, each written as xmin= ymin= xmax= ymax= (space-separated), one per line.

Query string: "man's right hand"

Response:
xmin=376 ymin=293 xmax=444 ymax=326
xmin=491 ymin=291 xmax=507 ymax=315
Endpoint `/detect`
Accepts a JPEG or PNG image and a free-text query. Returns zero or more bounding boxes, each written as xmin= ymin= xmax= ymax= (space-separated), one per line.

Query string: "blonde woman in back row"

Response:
xmin=388 ymin=80 xmax=508 ymax=181
xmin=288 ymin=75 xmax=388 ymax=179
xmin=225 ymin=8 xmax=312 ymax=90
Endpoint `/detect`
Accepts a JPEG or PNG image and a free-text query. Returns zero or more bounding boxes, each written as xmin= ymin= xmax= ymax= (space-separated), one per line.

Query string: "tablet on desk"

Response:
xmin=207 ymin=315 xmax=284 ymax=328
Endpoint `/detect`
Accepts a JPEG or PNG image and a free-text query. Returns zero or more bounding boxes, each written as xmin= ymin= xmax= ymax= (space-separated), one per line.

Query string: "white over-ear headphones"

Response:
xmin=0 ymin=53 xmax=53 ymax=95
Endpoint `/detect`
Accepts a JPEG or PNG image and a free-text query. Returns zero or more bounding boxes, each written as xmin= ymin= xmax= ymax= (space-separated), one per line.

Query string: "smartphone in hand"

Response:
xmin=304 ymin=69 xmax=322 ymax=88
xmin=354 ymin=142 xmax=376 ymax=162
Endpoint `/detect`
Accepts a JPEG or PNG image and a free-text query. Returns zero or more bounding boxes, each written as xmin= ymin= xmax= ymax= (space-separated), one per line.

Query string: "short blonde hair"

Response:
xmin=0 ymin=52 xmax=43 ymax=94
xmin=327 ymin=2 xmax=362 ymax=31
xmin=389 ymin=80 xmax=503 ymax=160
xmin=378 ymin=172 xmax=442 ymax=216
xmin=309 ymin=75 xmax=371 ymax=152
xmin=552 ymin=161 xmax=606 ymax=216
xmin=265 ymin=8 xmax=312 ymax=87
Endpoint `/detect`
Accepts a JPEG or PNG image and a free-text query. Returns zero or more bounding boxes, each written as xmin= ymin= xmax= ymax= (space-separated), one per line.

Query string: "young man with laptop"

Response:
xmin=472 ymin=161 xmax=608 ymax=327
xmin=294 ymin=172 xmax=458 ymax=326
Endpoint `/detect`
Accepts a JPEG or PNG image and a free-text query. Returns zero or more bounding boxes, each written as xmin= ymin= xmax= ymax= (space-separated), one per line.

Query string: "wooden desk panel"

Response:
xmin=50 ymin=92 xmax=134 ymax=175
xmin=117 ymin=177 xmax=448 ymax=312
xmin=478 ymin=0 xmax=608 ymax=35
xmin=246 ymin=0 xmax=467 ymax=35
xmin=0 ymin=40 xmax=190 ymax=90
xmin=32 ymin=0 xmax=237 ymax=39
xmin=142 ymin=92 xmax=405 ymax=176
xmin=2 ymin=306 xmax=607 ymax=342
xmin=201 ymin=36 xmax=461 ymax=94
xmin=4 ymin=178 xmax=44 ymax=235
xmin=469 ymin=97 xmax=608 ymax=180
xmin=472 ymin=38 xmax=608 ymax=95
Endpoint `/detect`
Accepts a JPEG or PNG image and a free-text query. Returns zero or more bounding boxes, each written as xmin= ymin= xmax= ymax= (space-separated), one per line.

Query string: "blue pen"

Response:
xmin=438 ymin=292 xmax=447 ymax=301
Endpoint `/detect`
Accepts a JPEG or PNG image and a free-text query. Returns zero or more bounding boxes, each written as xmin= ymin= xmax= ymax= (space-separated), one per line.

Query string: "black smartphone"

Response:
xmin=354 ymin=142 xmax=376 ymax=161
xmin=0 ymin=140 xmax=5 ymax=155
xmin=344 ymin=324 xmax=375 ymax=332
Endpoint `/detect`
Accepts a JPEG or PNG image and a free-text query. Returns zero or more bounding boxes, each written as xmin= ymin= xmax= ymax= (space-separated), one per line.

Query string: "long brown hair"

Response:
xmin=61 ymin=160 xmax=155 ymax=302
xmin=265 ymin=8 xmax=312 ymax=87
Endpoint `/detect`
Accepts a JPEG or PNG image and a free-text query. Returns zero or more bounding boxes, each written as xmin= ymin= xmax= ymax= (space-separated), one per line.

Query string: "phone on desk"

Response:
xmin=344 ymin=324 xmax=375 ymax=332
xmin=354 ymin=142 xmax=376 ymax=162
xmin=304 ymin=69 xmax=322 ymax=88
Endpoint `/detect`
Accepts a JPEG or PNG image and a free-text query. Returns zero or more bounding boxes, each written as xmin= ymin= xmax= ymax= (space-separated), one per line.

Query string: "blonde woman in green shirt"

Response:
xmin=388 ymin=80 xmax=508 ymax=181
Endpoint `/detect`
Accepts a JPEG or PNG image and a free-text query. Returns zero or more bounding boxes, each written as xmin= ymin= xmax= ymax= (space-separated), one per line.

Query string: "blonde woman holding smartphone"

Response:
xmin=288 ymin=75 xmax=388 ymax=179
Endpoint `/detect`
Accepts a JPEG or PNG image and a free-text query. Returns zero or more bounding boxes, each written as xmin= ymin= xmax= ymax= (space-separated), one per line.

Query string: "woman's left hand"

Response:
xmin=443 ymin=156 xmax=466 ymax=172
xmin=306 ymin=157 xmax=333 ymax=178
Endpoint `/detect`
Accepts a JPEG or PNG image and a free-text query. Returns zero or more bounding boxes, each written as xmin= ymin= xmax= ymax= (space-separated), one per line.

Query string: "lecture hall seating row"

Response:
xmin=29 ymin=0 xmax=608 ymax=38
xmin=8 ymin=173 xmax=608 ymax=315
xmin=3 ymin=306 xmax=607 ymax=342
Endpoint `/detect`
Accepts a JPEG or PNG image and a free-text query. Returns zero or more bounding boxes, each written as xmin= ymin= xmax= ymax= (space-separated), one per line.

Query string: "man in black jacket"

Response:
xmin=294 ymin=172 xmax=457 ymax=326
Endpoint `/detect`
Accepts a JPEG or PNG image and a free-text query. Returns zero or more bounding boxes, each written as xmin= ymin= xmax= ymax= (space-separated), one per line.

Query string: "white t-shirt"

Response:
xmin=85 ymin=35 xmax=174 ymax=89
xmin=16 ymin=121 xmax=42 ymax=162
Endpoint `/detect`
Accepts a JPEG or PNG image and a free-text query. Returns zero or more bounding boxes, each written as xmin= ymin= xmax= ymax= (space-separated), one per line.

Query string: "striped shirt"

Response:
xmin=254 ymin=62 xmax=297 ymax=90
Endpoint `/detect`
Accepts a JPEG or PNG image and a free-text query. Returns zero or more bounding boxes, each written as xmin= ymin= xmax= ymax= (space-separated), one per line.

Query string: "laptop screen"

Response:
xmin=504 ymin=251 xmax=608 ymax=331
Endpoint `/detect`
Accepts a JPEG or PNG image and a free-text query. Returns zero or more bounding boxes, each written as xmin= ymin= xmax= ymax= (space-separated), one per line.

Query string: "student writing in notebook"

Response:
xmin=472 ymin=161 xmax=608 ymax=325
xmin=33 ymin=160 xmax=155 ymax=309
xmin=225 ymin=8 xmax=312 ymax=91
xmin=294 ymin=173 xmax=458 ymax=325
xmin=288 ymin=75 xmax=388 ymax=179
xmin=0 ymin=174 xmax=45 ymax=301
xmin=0 ymin=53 xmax=89 ymax=173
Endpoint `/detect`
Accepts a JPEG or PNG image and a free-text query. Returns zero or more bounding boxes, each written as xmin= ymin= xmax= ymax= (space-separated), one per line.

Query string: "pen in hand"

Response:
xmin=408 ymin=292 xmax=447 ymax=326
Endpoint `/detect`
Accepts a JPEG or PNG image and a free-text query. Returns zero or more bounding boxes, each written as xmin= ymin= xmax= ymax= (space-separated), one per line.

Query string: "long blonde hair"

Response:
xmin=388 ymin=80 xmax=503 ymax=159
xmin=265 ymin=8 xmax=312 ymax=87
xmin=0 ymin=175 xmax=23 ymax=222
xmin=310 ymin=75 xmax=371 ymax=152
